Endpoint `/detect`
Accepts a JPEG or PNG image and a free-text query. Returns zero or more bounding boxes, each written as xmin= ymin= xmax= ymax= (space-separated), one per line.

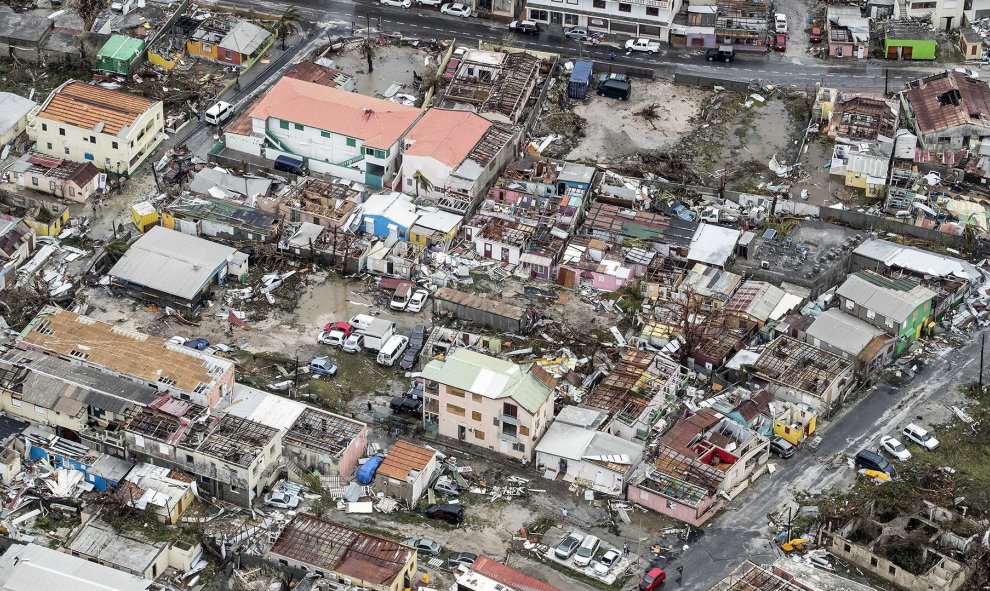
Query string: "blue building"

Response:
xmin=25 ymin=427 xmax=133 ymax=492
xmin=360 ymin=191 xmax=419 ymax=241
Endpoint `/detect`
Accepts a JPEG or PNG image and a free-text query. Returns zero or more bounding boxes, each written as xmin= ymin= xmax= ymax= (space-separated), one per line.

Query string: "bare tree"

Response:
xmin=648 ymin=286 xmax=728 ymax=366
xmin=362 ymin=39 xmax=374 ymax=73
xmin=73 ymin=0 xmax=109 ymax=31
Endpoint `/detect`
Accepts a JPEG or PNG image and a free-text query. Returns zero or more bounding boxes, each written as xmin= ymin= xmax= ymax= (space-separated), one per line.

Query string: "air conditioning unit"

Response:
xmin=760 ymin=260 xmax=770 ymax=269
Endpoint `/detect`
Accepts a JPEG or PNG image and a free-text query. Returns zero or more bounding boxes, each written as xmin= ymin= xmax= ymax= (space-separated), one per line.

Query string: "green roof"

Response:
xmin=422 ymin=349 xmax=553 ymax=414
xmin=97 ymin=34 xmax=145 ymax=62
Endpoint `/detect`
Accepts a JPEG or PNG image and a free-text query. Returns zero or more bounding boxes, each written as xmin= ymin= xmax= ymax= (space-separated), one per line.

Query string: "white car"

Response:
xmin=406 ymin=289 xmax=429 ymax=313
xmin=342 ymin=332 xmax=364 ymax=353
xmin=774 ymin=13 xmax=787 ymax=33
xmin=381 ymin=0 xmax=411 ymax=7
xmin=441 ymin=2 xmax=471 ymax=16
xmin=880 ymin=435 xmax=912 ymax=461
xmin=901 ymin=423 xmax=939 ymax=450
xmin=593 ymin=548 xmax=621 ymax=576
xmin=318 ymin=329 xmax=347 ymax=347
xmin=417 ymin=0 xmax=443 ymax=4
xmin=263 ymin=490 xmax=300 ymax=509
xmin=955 ymin=67 xmax=979 ymax=79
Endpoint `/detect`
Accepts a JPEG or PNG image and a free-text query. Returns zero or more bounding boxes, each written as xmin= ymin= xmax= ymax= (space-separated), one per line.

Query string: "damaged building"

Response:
xmin=750 ymin=336 xmax=856 ymax=414
xmin=441 ymin=49 xmax=543 ymax=125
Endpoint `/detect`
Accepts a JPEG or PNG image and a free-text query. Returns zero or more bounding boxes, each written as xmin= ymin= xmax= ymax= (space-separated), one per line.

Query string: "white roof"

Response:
xmin=124 ymin=462 xmax=193 ymax=510
xmin=363 ymin=192 xmax=419 ymax=230
xmin=853 ymin=238 xmax=980 ymax=281
xmin=807 ymin=308 xmax=887 ymax=357
xmin=0 ymin=543 xmax=153 ymax=591
xmin=227 ymin=383 xmax=307 ymax=430
xmin=536 ymin=421 xmax=643 ymax=466
xmin=109 ymin=226 xmax=237 ymax=300
xmin=726 ymin=349 xmax=761 ymax=370
xmin=769 ymin=293 xmax=804 ymax=321
xmin=413 ymin=207 xmax=462 ymax=234
xmin=554 ymin=405 xmax=607 ymax=428
xmin=0 ymin=92 xmax=36 ymax=134
xmin=219 ymin=20 xmax=270 ymax=54
xmin=66 ymin=520 xmax=164 ymax=573
xmin=688 ymin=223 xmax=740 ymax=268
xmin=285 ymin=222 xmax=326 ymax=248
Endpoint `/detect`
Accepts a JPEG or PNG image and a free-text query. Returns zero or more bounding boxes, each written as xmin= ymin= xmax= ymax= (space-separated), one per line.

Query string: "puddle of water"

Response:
xmin=719 ymin=100 xmax=796 ymax=167
xmin=294 ymin=277 xmax=425 ymax=332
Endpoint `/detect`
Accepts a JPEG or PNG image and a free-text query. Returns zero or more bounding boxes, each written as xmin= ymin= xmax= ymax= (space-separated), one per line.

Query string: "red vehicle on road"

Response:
xmin=773 ymin=33 xmax=787 ymax=51
xmin=639 ymin=568 xmax=667 ymax=590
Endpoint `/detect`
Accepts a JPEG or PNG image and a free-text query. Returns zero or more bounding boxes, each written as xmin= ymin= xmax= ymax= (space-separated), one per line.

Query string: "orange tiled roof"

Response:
xmin=38 ymin=81 xmax=156 ymax=136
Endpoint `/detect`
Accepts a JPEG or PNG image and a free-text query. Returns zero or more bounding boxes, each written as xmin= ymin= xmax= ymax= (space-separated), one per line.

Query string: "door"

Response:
xmin=458 ymin=425 xmax=466 ymax=440
xmin=484 ymin=243 xmax=493 ymax=258
xmin=388 ymin=224 xmax=399 ymax=241
xmin=499 ymin=439 xmax=509 ymax=453
xmin=902 ymin=45 xmax=912 ymax=60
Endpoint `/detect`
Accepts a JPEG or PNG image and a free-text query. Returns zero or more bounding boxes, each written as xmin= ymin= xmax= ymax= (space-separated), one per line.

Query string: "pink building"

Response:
xmin=627 ymin=445 xmax=726 ymax=527
xmin=17 ymin=153 xmax=104 ymax=203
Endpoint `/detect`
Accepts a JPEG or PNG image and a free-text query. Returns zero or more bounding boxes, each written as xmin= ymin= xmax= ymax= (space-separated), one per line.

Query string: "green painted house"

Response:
xmin=836 ymin=270 xmax=936 ymax=356
xmin=96 ymin=35 xmax=146 ymax=75
xmin=884 ymin=23 xmax=936 ymax=60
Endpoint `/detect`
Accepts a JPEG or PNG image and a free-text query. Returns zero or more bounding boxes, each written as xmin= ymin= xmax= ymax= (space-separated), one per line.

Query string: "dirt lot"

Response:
xmin=565 ymin=79 xmax=708 ymax=162
xmin=330 ymin=42 xmax=435 ymax=99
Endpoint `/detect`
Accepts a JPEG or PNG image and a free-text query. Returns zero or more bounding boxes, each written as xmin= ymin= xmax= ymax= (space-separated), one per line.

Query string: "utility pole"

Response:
xmin=884 ymin=68 xmax=889 ymax=96
xmin=980 ymin=333 xmax=985 ymax=391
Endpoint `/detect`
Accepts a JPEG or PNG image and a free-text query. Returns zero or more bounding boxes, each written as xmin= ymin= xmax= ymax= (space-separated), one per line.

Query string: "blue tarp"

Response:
xmin=568 ymin=60 xmax=594 ymax=100
xmin=355 ymin=455 xmax=384 ymax=484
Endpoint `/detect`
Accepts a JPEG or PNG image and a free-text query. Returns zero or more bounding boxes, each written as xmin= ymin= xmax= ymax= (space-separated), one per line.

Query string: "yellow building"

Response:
xmin=131 ymin=201 xmax=159 ymax=232
xmin=409 ymin=208 xmax=462 ymax=248
xmin=772 ymin=401 xmax=817 ymax=446
xmin=31 ymin=80 xmax=164 ymax=177
xmin=118 ymin=463 xmax=197 ymax=524
xmin=24 ymin=205 xmax=69 ymax=237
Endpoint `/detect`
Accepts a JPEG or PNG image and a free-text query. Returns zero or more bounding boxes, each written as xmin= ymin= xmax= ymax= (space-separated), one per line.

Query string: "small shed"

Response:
xmin=96 ymin=35 xmax=146 ymax=75
xmin=960 ymin=28 xmax=983 ymax=61
xmin=567 ymin=60 xmax=593 ymax=100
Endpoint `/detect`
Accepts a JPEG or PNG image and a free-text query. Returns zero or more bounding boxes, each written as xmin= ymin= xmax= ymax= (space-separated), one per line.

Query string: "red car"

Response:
xmin=322 ymin=321 xmax=354 ymax=336
xmin=442 ymin=58 xmax=460 ymax=81
xmin=773 ymin=33 xmax=787 ymax=51
xmin=639 ymin=568 xmax=666 ymax=590
xmin=809 ymin=26 xmax=823 ymax=43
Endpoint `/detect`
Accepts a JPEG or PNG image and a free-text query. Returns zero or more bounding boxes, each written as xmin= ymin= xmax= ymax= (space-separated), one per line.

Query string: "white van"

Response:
xmin=573 ymin=535 xmax=600 ymax=567
xmin=349 ymin=314 xmax=376 ymax=332
xmin=204 ymin=101 xmax=234 ymax=125
xmin=377 ymin=334 xmax=409 ymax=367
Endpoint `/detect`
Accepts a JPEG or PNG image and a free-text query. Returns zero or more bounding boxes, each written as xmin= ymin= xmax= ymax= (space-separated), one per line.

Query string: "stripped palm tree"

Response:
xmin=274 ymin=7 xmax=301 ymax=50
xmin=412 ymin=170 xmax=434 ymax=200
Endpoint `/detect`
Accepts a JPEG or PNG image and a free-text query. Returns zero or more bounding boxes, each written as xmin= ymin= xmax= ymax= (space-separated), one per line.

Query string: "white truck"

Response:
xmin=363 ymin=318 xmax=397 ymax=352
xmin=625 ymin=38 xmax=662 ymax=54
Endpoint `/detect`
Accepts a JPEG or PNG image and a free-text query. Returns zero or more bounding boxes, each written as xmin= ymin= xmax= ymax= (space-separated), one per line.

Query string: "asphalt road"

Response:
xmin=216 ymin=0 xmax=975 ymax=89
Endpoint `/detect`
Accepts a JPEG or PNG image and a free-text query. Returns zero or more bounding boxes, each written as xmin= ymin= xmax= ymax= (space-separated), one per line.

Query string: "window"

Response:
xmin=448 ymin=387 xmax=465 ymax=398
xmin=502 ymin=422 xmax=518 ymax=438
xmin=186 ymin=454 xmax=194 ymax=463
xmin=11 ymin=398 xmax=21 ymax=407
xmin=35 ymin=405 xmax=45 ymax=414
xmin=503 ymin=402 xmax=518 ymax=418
xmin=31 ymin=177 xmax=38 ymax=186
xmin=59 ymin=128 xmax=65 ymax=136
xmin=49 ymin=181 xmax=57 ymax=191
xmin=42 ymin=123 xmax=47 ymax=132
xmin=472 ymin=411 xmax=482 ymax=421
xmin=90 ymin=136 xmax=96 ymax=143
xmin=564 ymin=12 xmax=579 ymax=24
xmin=294 ymin=123 xmax=304 ymax=130
xmin=866 ymin=309 xmax=876 ymax=320
xmin=346 ymin=137 xmax=356 ymax=147
xmin=520 ymin=425 xmax=530 ymax=437
xmin=472 ymin=393 xmax=482 ymax=403
xmin=593 ymin=0 xmax=606 ymax=7
xmin=845 ymin=299 xmax=854 ymax=311
xmin=888 ymin=566 xmax=896 ymax=575
xmin=46 ymin=142 xmax=52 ymax=150
xmin=447 ymin=403 xmax=465 ymax=416
xmin=529 ymin=8 xmax=548 ymax=20
xmin=225 ymin=50 xmax=233 ymax=59
xmin=646 ymin=5 xmax=659 ymax=15
xmin=64 ymin=147 xmax=70 ymax=155
xmin=475 ymin=430 xmax=485 ymax=440
xmin=112 ymin=141 xmax=118 ymax=149
xmin=279 ymin=120 xmax=289 ymax=130
xmin=618 ymin=2 xmax=631 ymax=11
xmin=885 ymin=317 xmax=894 ymax=328
xmin=321 ymin=131 xmax=331 ymax=138
xmin=230 ymin=483 xmax=238 ymax=492
xmin=512 ymin=441 xmax=525 ymax=452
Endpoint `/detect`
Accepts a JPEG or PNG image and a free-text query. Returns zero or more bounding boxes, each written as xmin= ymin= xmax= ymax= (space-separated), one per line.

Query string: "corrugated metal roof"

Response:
xmin=421 ymin=349 xmax=553 ymax=414
xmin=853 ymin=238 xmax=980 ymax=280
xmin=377 ymin=440 xmax=436 ymax=480
xmin=109 ymin=226 xmax=237 ymax=300
xmin=37 ymin=81 xmax=156 ymax=137
xmin=0 ymin=543 xmax=153 ymax=591
xmin=219 ymin=20 xmax=270 ymax=54
xmin=466 ymin=556 xmax=563 ymax=591
xmin=837 ymin=271 xmax=935 ymax=323
xmin=0 ymin=92 xmax=36 ymax=134
xmin=724 ymin=281 xmax=786 ymax=322
xmin=807 ymin=308 xmax=888 ymax=357
xmin=66 ymin=520 xmax=164 ymax=573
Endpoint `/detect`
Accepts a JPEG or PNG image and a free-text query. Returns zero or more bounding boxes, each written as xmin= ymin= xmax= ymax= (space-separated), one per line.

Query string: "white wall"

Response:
xmin=401 ymin=154 xmax=451 ymax=198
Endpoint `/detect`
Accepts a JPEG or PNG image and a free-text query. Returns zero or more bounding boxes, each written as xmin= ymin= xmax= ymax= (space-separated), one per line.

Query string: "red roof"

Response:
xmin=250 ymin=77 xmax=420 ymax=149
xmin=404 ymin=109 xmax=491 ymax=167
xmin=468 ymin=557 xmax=562 ymax=591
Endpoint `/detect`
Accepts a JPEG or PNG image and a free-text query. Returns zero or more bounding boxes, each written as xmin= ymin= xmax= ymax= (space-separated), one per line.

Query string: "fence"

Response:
xmin=673 ymin=72 xmax=753 ymax=92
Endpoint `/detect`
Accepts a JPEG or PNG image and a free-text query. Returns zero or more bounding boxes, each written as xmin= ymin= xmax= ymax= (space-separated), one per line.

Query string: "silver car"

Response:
xmin=564 ymin=27 xmax=589 ymax=41
xmin=404 ymin=538 xmax=442 ymax=555
xmin=554 ymin=532 xmax=585 ymax=560
xmin=342 ymin=332 xmax=364 ymax=353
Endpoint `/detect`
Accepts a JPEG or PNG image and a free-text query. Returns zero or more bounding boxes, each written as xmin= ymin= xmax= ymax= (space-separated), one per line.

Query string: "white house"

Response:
xmin=905 ymin=0 xmax=964 ymax=29
xmin=227 ymin=77 xmax=421 ymax=188
xmin=522 ymin=0 xmax=681 ymax=41
xmin=0 ymin=92 xmax=36 ymax=147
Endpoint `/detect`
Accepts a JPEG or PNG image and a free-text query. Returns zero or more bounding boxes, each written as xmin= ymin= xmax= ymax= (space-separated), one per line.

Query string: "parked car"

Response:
xmin=441 ymin=2 xmax=471 ymax=16
xmin=417 ymin=0 xmax=443 ymax=4
xmin=773 ymin=33 xmax=786 ymax=51
xmin=624 ymin=38 xmax=661 ymax=54
xmin=880 ymin=435 xmax=912 ymax=461
xmin=668 ymin=199 xmax=696 ymax=221
xmin=594 ymin=548 xmax=621 ymax=576
xmin=955 ymin=67 xmax=979 ymax=79
xmin=443 ymin=58 xmax=461 ymax=81
xmin=508 ymin=19 xmax=541 ymax=35
xmin=447 ymin=551 xmax=478 ymax=569
xmin=901 ymin=423 xmax=939 ymax=450
xmin=400 ymin=324 xmax=428 ymax=370
xmin=706 ymin=45 xmax=735 ymax=62
xmin=573 ymin=535 xmax=601 ymax=567
xmin=554 ymin=532 xmax=585 ymax=560
xmin=185 ymin=337 xmax=210 ymax=350
xmin=639 ymin=568 xmax=667 ymax=591
xmin=406 ymin=289 xmax=430 ymax=313
xmin=564 ymin=27 xmax=590 ymax=41
xmin=769 ymin=436 xmax=796 ymax=458
xmin=426 ymin=503 xmax=464 ymax=524
xmin=809 ymin=26 xmax=823 ymax=43
xmin=349 ymin=314 xmax=375 ymax=332
xmin=390 ymin=284 xmax=413 ymax=311
xmin=318 ymin=329 xmax=348 ymax=347
xmin=308 ymin=356 xmax=338 ymax=377
xmin=774 ymin=12 xmax=787 ymax=33
xmin=263 ymin=490 xmax=300 ymax=509
xmin=404 ymin=538 xmax=442 ymax=555
xmin=342 ymin=332 xmax=365 ymax=353
xmin=434 ymin=478 xmax=461 ymax=497
xmin=380 ymin=0 xmax=411 ymax=7
xmin=390 ymin=396 xmax=423 ymax=415
xmin=854 ymin=448 xmax=895 ymax=476
xmin=597 ymin=78 xmax=631 ymax=101
xmin=168 ymin=336 xmax=186 ymax=346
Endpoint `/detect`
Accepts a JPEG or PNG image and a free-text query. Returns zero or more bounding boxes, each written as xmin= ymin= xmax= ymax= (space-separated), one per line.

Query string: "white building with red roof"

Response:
xmin=455 ymin=556 xmax=562 ymax=591
xmin=226 ymin=77 xmax=422 ymax=188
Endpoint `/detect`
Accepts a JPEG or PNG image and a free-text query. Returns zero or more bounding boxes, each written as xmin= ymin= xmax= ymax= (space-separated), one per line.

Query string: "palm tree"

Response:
xmin=362 ymin=38 xmax=375 ymax=73
xmin=274 ymin=7 xmax=301 ymax=50
xmin=412 ymin=170 xmax=434 ymax=200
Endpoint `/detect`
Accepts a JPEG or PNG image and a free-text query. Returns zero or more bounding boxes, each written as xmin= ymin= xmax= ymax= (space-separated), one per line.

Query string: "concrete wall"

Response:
xmin=627 ymin=480 xmax=724 ymax=527
xmin=827 ymin=531 xmax=968 ymax=591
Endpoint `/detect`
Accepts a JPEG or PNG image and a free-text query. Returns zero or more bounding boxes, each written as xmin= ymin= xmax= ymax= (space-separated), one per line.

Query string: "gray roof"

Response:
xmin=220 ymin=20 xmax=270 ymax=54
xmin=853 ymin=238 xmax=981 ymax=281
xmin=557 ymin=162 xmax=596 ymax=186
xmin=0 ymin=543 xmax=152 ymax=591
xmin=807 ymin=308 xmax=888 ymax=357
xmin=109 ymin=226 xmax=237 ymax=300
xmin=535 ymin=420 xmax=643 ymax=467
xmin=89 ymin=453 xmax=135 ymax=481
xmin=689 ymin=223 xmax=740 ymax=268
xmin=0 ymin=92 xmax=36 ymax=135
xmin=188 ymin=167 xmax=273 ymax=199
xmin=67 ymin=520 xmax=165 ymax=573
xmin=836 ymin=273 xmax=936 ymax=323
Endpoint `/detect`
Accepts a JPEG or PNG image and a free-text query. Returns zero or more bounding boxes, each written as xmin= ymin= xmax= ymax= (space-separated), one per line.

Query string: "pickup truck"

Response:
xmin=624 ymin=38 xmax=661 ymax=54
